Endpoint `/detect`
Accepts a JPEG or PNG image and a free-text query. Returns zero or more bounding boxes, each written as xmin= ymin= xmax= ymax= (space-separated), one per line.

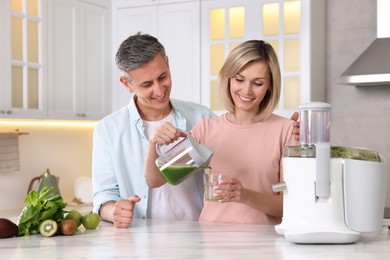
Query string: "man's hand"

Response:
xmin=290 ymin=112 xmax=300 ymax=141
xmin=100 ymin=195 xmax=141 ymax=228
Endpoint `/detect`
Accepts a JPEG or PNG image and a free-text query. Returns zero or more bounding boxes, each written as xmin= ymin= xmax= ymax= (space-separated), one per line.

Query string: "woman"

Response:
xmin=144 ymin=40 xmax=299 ymax=224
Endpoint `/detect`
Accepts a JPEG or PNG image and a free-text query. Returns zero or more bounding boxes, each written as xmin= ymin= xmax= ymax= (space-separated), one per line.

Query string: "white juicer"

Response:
xmin=273 ymin=102 xmax=388 ymax=244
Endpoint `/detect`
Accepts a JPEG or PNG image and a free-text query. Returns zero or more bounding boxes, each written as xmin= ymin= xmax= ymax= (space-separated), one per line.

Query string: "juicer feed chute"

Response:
xmin=299 ymin=102 xmax=332 ymax=198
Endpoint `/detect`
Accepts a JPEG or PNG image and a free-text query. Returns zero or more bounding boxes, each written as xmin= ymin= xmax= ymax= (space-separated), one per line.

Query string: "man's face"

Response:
xmin=120 ymin=53 xmax=172 ymax=120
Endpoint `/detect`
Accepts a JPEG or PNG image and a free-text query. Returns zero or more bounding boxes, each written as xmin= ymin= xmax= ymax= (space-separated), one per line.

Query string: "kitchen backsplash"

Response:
xmin=0 ymin=122 xmax=95 ymax=211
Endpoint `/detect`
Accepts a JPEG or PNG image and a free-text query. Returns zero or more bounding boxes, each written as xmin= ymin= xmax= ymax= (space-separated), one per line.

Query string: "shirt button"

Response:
xmin=142 ymin=216 xmax=146 ymax=219
xmin=142 ymin=194 xmax=147 ymax=199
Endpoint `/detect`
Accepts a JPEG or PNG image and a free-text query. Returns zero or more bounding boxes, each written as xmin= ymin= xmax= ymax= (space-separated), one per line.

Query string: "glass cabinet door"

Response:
xmin=201 ymin=0 xmax=325 ymax=118
xmin=8 ymin=0 xmax=44 ymax=118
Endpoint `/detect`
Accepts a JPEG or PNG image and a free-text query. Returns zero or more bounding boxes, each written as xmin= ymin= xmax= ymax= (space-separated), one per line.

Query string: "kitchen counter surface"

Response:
xmin=1 ymin=219 xmax=390 ymax=260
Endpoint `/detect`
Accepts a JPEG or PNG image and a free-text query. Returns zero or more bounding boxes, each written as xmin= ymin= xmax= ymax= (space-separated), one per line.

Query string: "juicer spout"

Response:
xmin=272 ymin=182 xmax=287 ymax=192
xmin=315 ymin=143 xmax=330 ymax=197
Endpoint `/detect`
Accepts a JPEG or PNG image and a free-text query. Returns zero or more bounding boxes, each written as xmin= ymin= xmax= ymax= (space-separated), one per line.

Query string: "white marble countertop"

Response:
xmin=1 ymin=218 xmax=390 ymax=259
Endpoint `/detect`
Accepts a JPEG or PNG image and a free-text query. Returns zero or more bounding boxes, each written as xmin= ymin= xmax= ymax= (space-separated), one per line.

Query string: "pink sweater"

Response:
xmin=191 ymin=113 xmax=298 ymax=224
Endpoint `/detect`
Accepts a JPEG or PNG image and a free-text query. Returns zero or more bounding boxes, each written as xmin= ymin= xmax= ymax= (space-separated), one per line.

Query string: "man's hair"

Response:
xmin=115 ymin=32 xmax=166 ymax=80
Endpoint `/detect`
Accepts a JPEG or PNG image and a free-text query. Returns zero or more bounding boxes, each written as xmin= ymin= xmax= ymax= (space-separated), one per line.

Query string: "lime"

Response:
xmin=64 ymin=210 xmax=82 ymax=227
xmin=81 ymin=212 xmax=100 ymax=229
xmin=39 ymin=219 xmax=58 ymax=237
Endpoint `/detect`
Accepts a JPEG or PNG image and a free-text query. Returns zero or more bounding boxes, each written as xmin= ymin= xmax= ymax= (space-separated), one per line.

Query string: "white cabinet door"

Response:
xmin=47 ymin=0 xmax=110 ymax=120
xmin=114 ymin=0 xmax=197 ymax=8
xmin=47 ymin=0 xmax=75 ymax=119
xmin=112 ymin=6 xmax=158 ymax=111
xmin=0 ymin=0 xmax=46 ymax=119
xmin=0 ymin=0 xmax=11 ymax=117
xmin=75 ymin=1 xmax=111 ymax=120
xmin=158 ymin=2 xmax=201 ymax=104
xmin=111 ymin=1 xmax=201 ymax=111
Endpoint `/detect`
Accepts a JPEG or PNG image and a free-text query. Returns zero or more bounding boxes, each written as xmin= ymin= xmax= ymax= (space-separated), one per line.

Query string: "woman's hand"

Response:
xmin=214 ymin=178 xmax=246 ymax=203
xmin=213 ymin=177 xmax=283 ymax=218
xmin=291 ymin=111 xmax=300 ymax=140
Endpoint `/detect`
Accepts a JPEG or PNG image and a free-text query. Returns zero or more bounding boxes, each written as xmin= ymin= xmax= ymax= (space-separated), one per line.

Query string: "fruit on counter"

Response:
xmin=64 ymin=210 xmax=82 ymax=227
xmin=39 ymin=219 xmax=58 ymax=237
xmin=0 ymin=218 xmax=19 ymax=238
xmin=81 ymin=212 xmax=100 ymax=229
xmin=60 ymin=219 xmax=78 ymax=236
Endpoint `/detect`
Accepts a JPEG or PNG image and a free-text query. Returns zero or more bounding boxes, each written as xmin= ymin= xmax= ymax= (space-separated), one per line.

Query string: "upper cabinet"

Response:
xmin=1 ymin=0 xmax=325 ymax=120
xmin=0 ymin=0 xmax=46 ymax=119
xmin=200 ymin=0 xmax=325 ymax=117
xmin=47 ymin=0 xmax=111 ymax=120
xmin=111 ymin=0 xmax=201 ymax=111
xmin=0 ymin=0 xmax=111 ymax=120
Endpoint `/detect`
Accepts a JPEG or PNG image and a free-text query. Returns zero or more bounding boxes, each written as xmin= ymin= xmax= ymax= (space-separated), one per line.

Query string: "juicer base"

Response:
xmin=283 ymin=230 xmax=360 ymax=244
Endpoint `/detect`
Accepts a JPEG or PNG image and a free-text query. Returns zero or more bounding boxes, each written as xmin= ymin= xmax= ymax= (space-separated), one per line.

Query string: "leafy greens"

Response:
xmin=18 ymin=186 xmax=67 ymax=236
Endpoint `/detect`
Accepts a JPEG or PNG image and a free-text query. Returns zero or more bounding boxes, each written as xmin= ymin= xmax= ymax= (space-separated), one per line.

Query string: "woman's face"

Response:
xmin=229 ymin=60 xmax=270 ymax=114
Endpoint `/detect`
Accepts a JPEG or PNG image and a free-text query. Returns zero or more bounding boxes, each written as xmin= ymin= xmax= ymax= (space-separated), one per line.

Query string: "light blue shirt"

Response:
xmin=92 ymin=96 xmax=215 ymax=220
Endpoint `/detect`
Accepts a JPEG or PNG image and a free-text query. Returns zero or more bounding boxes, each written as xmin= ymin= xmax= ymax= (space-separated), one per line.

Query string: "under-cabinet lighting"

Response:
xmin=0 ymin=119 xmax=98 ymax=127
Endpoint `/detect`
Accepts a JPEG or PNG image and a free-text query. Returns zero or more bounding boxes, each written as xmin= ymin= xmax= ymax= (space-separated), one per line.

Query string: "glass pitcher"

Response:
xmin=155 ymin=130 xmax=213 ymax=185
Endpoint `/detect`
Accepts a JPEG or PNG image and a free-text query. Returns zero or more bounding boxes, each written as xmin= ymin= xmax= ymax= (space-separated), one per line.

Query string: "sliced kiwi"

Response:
xmin=39 ymin=219 xmax=58 ymax=237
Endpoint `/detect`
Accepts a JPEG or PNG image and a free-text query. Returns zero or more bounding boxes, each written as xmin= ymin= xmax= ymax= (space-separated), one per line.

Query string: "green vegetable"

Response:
xmin=330 ymin=146 xmax=381 ymax=162
xmin=284 ymin=146 xmax=381 ymax=162
xmin=18 ymin=186 xmax=67 ymax=236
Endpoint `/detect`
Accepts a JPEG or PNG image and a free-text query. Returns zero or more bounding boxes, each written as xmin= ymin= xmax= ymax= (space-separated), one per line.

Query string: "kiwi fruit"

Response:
xmin=0 ymin=218 xmax=19 ymax=238
xmin=39 ymin=219 xmax=58 ymax=237
xmin=60 ymin=219 xmax=78 ymax=236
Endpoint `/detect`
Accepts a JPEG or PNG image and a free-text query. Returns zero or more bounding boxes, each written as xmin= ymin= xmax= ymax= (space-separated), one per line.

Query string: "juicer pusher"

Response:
xmin=299 ymin=102 xmax=332 ymax=198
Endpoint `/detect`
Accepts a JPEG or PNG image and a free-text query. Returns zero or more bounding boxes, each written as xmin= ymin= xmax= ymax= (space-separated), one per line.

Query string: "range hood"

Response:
xmin=339 ymin=0 xmax=390 ymax=86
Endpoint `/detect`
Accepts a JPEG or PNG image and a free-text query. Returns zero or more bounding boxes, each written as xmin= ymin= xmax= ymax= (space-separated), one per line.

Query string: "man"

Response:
xmin=92 ymin=33 xmax=299 ymax=228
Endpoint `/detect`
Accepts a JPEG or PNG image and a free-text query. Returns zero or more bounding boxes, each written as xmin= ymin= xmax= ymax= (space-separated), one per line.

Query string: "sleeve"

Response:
xmin=279 ymin=120 xmax=299 ymax=182
xmin=91 ymin=123 xmax=121 ymax=214
xmin=188 ymin=118 xmax=207 ymax=144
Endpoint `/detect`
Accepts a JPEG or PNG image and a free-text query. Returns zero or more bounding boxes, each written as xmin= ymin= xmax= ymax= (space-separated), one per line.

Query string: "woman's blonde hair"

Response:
xmin=219 ymin=40 xmax=281 ymax=121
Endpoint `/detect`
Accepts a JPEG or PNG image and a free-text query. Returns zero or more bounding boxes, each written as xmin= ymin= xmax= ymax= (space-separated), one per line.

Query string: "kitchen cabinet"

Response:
xmin=47 ymin=0 xmax=111 ymax=120
xmin=111 ymin=0 xmax=200 ymax=111
xmin=113 ymin=0 xmax=197 ymax=8
xmin=200 ymin=0 xmax=325 ymax=117
xmin=0 ymin=0 xmax=46 ymax=119
xmin=0 ymin=1 xmax=11 ymax=117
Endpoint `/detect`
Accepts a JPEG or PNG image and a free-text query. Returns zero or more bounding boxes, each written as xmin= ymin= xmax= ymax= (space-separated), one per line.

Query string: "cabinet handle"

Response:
xmin=76 ymin=113 xmax=86 ymax=117
xmin=0 ymin=110 xmax=12 ymax=114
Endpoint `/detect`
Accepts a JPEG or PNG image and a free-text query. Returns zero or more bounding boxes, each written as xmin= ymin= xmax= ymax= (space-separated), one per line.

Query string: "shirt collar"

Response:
xmin=127 ymin=95 xmax=143 ymax=126
xmin=127 ymin=95 xmax=184 ymax=119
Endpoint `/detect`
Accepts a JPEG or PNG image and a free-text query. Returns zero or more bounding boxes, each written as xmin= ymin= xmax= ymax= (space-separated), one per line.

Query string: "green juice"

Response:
xmin=205 ymin=186 xmax=223 ymax=201
xmin=160 ymin=165 xmax=199 ymax=185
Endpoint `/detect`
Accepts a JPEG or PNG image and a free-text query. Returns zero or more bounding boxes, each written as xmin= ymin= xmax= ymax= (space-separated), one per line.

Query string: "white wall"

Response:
xmin=0 ymin=123 xmax=94 ymax=211
xmin=327 ymin=0 xmax=390 ymax=206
